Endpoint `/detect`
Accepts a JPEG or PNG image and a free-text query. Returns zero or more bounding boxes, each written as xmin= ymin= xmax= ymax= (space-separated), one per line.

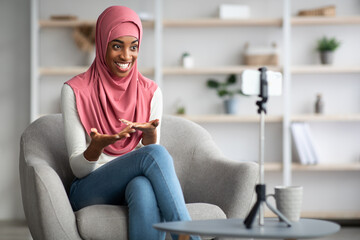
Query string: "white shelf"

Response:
xmin=291 ymin=114 xmax=360 ymax=122
xmin=39 ymin=19 xmax=154 ymax=28
xmin=291 ymin=15 xmax=360 ymax=26
xmin=39 ymin=67 xmax=154 ymax=76
xmin=264 ymin=162 xmax=360 ymax=172
xmin=163 ymin=18 xmax=282 ymax=27
xmin=300 ymin=211 xmax=360 ymax=219
xmin=39 ymin=66 xmax=88 ymax=75
xmin=165 ymin=16 xmax=360 ymax=27
xmin=292 ymin=163 xmax=360 ymax=171
xmin=39 ymin=15 xmax=360 ymax=28
xmin=180 ymin=114 xmax=282 ymax=123
xmin=292 ymin=65 xmax=360 ymax=74
xmin=163 ymin=66 xmax=281 ymax=75
xmin=164 ymin=65 xmax=360 ymax=75
xmin=265 ymin=210 xmax=360 ymax=219
xmin=38 ymin=65 xmax=360 ymax=76
xmin=178 ymin=114 xmax=360 ymax=123
xmin=39 ymin=19 xmax=96 ymax=27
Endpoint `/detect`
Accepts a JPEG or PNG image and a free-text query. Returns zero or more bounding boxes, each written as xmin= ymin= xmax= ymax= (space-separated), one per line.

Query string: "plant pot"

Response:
xmin=320 ymin=51 xmax=334 ymax=65
xmin=224 ymin=98 xmax=238 ymax=114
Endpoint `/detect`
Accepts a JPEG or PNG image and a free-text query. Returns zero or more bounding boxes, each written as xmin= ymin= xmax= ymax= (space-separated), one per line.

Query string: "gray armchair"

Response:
xmin=19 ymin=114 xmax=258 ymax=240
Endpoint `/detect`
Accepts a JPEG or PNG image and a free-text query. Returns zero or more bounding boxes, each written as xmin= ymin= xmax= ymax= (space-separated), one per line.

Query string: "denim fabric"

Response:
xmin=69 ymin=144 xmax=200 ymax=240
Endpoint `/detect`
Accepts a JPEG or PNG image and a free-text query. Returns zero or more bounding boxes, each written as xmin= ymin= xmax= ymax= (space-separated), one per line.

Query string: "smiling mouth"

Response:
xmin=116 ymin=62 xmax=131 ymax=72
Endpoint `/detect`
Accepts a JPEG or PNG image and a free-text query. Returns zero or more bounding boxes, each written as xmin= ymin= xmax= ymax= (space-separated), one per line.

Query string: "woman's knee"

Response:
xmin=142 ymin=144 xmax=173 ymax=166
xmin=142 ymin=144 xmax=169 ymax=156
xmin=125 ymin=176 xmax=155 ymax=201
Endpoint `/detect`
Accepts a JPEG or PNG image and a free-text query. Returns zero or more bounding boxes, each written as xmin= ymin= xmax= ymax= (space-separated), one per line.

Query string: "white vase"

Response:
xmin=182 ymin=55 xmax=194 ymax=68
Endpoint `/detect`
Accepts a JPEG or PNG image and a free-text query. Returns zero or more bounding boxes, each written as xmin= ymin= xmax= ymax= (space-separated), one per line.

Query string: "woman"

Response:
xmin=61 ymin=6 xmax=199 ymax=240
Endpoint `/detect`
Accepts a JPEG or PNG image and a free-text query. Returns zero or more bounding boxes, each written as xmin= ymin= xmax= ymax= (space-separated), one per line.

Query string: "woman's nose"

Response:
xmin=120 ymin=49 xmax=131 ymax=60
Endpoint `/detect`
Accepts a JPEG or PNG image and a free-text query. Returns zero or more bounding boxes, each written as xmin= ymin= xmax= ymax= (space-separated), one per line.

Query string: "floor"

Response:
xmin=0 ymin=221 xmax=32 ymax=240
xmin=0 ymin=221 xmax=359 ymax=240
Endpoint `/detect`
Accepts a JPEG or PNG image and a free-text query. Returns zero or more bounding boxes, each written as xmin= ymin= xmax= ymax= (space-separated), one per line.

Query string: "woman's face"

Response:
xmin=105 ymin=36 xmax=139 ymax=78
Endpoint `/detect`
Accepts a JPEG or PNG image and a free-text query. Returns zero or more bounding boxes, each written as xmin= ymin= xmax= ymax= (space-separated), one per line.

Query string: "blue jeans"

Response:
xmin=69 ymin=144 xmax=200 ymax=240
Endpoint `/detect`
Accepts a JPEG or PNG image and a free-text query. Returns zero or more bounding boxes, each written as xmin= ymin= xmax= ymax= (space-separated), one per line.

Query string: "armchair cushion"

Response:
xmin=75 ymin=203 xmax=226 ymax=240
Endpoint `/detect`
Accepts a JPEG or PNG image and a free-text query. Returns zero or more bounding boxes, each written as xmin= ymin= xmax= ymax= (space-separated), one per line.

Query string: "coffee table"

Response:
xmin=153 ymin=218 xmax=340 ymax=240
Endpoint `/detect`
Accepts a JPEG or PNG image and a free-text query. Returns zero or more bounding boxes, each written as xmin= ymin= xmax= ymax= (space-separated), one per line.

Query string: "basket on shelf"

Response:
xmin=243 ymin=42 xmax=279 ymax=66
xmin=297 ymin=5 xmax=336 ymax=17
xmin=50 ymin=15 xmax=78 ymax=21
xmin=72 ymin=25 xmax=95 ymax=52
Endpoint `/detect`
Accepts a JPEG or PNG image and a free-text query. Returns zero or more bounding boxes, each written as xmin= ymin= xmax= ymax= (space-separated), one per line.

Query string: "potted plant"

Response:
xmin=316 ymin=36 xmax=340 ymax=65
xmin=206 ymin=74 xmax=244 ymax=114
xmin=181 ymin=52 xmax=194 ymax=68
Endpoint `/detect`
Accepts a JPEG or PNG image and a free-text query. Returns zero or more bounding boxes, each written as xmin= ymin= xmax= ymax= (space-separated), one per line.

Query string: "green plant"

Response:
xmin=207 ymin=74 xmax=244 ymax=98
xmin=182 ymin=52 xmax=190 ymax=58
xmin=316 ymin=36 xmax=341 ymax=52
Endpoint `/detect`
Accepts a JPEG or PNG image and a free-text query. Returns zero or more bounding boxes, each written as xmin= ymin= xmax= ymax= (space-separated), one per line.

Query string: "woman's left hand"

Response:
xmin=120 ymin=119 xmax=159 ymax=145
xmin=120 ymin=119 xmax=159 ymax=134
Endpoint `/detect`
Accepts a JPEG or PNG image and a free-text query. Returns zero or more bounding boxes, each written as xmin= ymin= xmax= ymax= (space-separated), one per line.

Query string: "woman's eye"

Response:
xmin=113 ymin=44 xmax=121 ymax=50
xmin=131 ymin=45 xmax=138 ymax=51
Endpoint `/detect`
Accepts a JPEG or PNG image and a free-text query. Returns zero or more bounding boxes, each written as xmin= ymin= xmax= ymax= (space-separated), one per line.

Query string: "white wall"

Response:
xmin=0 ymin=0 xmax=31 ymax=220
xmin=1 ymin=0 xmax=360 ymax=220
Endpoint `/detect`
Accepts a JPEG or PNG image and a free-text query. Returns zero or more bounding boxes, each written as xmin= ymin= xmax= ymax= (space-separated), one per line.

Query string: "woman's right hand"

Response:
xmin=84 ymin=125 xmax=136 ymax=161
xmin=90 ymin=126 xmax=136 ymax=148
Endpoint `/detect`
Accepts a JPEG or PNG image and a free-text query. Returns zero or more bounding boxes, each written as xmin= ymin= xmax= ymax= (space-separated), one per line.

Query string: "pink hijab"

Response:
xmin=66 ymin=6 xmax=158 ymax=156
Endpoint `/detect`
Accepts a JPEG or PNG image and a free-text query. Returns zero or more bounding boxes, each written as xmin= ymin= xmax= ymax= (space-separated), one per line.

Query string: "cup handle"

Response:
xmin=266 ymin=193 xmax=275 ymax=199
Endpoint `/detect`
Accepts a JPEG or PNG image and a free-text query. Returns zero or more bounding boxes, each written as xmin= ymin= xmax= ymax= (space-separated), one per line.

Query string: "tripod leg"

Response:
xmin=265 ymin=201 xmax=292 ymax=227
xmin=244 ymin=201 xmax=260 ymax=229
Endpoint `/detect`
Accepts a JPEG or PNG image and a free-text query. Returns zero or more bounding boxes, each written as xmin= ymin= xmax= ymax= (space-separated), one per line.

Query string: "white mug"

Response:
xmin=267 ymin=186 xmax=303 ymax=222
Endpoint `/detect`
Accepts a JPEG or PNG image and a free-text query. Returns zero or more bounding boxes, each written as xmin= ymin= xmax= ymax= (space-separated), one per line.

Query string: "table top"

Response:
xmin=153 ymin=218 xmax=340 ymax=239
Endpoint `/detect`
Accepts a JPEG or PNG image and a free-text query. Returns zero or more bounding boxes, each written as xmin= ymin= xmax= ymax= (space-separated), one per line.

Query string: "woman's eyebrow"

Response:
xmin=112 ymin=39 xmax=124 ymax=44
xmin=111 ymin=39 xmax=139 ymax=44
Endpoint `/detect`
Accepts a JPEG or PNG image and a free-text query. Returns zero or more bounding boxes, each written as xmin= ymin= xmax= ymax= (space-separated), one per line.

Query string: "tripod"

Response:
xmin=243 ymin=67 xmax=292 ymax=229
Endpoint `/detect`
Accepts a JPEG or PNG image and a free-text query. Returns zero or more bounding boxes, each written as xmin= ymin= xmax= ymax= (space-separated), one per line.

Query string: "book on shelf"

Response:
xmin=291 ymin=122 xmax=319 ymax=165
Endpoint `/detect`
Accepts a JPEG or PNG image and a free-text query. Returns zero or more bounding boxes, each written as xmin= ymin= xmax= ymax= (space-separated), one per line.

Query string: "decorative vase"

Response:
xmin=224 ymin=98 xmax=238 ymax=114
xmin=320 ymin=51 xmax=334 ymax=65
xmin=314 ymin=93 xmax=324 ymax=114
xmin=182 ymin=53 xmax=194 ymax=68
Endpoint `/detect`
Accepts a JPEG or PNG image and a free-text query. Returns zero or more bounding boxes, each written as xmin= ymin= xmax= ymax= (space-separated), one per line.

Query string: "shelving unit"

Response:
xmin=31 ymin=0 xmax=360 ymax=219
xmin=33 ymin=16 xmax=360 ymax=79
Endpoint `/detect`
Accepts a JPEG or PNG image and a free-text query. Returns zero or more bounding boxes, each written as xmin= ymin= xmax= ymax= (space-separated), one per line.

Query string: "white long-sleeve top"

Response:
xmin=61 ymin=84 xmax=163 ymax=178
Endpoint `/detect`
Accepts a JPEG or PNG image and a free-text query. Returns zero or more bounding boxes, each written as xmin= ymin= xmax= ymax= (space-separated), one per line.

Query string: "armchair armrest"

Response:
xmin=21 ymin=161 xmax=82 ymax=240
xmin=184 ymin=139 xmax=258 ymax=219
